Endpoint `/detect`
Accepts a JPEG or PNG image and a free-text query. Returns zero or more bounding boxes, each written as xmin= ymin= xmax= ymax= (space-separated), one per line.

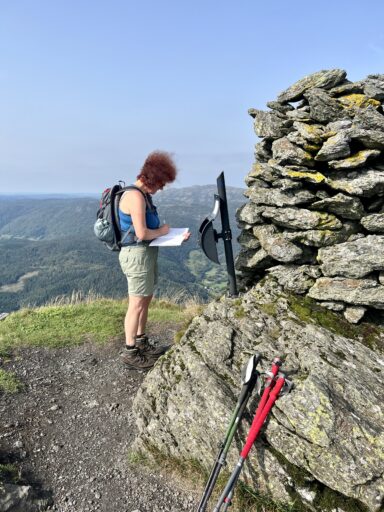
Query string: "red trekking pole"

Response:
xmin=218 ymin=357 xmax=282 ymax=510
xmin=250 ymin=357 xmax=282 ymax=420
xmin=213 ymin=358 xmax=290 ymax=512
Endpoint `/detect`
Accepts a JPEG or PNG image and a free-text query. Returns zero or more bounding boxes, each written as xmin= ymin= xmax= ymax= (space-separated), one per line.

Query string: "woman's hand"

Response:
xmin=159 ymin=223 xmax=170 ymax=236
xmin=183 ymin=230 xmax=191 ymax=241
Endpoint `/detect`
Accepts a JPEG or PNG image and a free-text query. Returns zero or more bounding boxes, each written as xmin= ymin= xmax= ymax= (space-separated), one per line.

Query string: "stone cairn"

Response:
xmin=236 ymin=69 xmax=384 ymax=323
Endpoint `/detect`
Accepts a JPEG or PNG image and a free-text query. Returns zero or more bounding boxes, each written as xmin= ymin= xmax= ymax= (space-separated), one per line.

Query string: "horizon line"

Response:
xmin=0 ymin=184 xmax=245 ymax=196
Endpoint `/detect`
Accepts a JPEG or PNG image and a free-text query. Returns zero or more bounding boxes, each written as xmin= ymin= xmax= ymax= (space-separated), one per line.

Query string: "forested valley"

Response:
xmin=0 ymin=186 xmax=245 ymax=312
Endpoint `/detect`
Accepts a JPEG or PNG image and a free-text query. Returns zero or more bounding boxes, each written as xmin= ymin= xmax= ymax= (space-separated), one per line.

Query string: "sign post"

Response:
xmin=198 ymin=172 xmax=238 ymax=296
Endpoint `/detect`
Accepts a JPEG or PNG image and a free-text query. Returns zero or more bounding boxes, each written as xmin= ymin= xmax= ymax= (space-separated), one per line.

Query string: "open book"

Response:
xmin=149 ymin=228 xmax=189 ymax=247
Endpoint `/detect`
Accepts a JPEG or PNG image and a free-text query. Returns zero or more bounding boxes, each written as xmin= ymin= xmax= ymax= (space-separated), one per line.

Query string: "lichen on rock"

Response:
xmin=236 ymin=70 xmax=384 ymax=324
xmin=133 ymin=278 xmax=384 ymax=512
xmin=328 ymin=149 xmax=381 ymax=170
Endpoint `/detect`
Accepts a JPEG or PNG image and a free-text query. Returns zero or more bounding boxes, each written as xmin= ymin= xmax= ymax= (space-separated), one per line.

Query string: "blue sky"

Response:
xmin=0 ymin=0 xmax=383 ymax=193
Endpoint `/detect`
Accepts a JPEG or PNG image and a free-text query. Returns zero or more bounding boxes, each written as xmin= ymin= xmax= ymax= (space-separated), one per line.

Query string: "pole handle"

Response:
xmin=240 ymin=375 xmax=286 ymax=459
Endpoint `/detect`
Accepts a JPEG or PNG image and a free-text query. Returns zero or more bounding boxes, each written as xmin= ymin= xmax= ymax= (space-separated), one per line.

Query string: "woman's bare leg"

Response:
xmin=137 ymin=295 xmax=153 ymax=336
xmin=124 ymin=295 xmax=149 ymax=346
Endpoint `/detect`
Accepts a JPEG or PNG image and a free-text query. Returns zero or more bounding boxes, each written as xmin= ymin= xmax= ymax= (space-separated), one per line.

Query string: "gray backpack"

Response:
xmin=94 ymin=183 xmax=145 ymax=251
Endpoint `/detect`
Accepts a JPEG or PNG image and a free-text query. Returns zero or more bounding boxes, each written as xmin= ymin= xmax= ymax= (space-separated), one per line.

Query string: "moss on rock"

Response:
xmin=287 ymin=292 xmax=384 ymax=352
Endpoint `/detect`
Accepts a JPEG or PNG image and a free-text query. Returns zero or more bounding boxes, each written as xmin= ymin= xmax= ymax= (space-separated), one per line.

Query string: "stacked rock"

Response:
xmin=236 ymin=69 xmax=384 ymax=323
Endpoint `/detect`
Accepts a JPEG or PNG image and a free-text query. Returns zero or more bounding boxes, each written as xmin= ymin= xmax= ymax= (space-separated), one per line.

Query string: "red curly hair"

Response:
xmin=137 ymin=151 xmax=177 ymax=189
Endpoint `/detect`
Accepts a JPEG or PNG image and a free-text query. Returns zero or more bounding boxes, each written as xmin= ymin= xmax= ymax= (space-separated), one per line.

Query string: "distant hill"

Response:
xmin=0 ymin=186 xmax=246 ymax=312
xmin=0 ymin=197 xmax=97 ymax=240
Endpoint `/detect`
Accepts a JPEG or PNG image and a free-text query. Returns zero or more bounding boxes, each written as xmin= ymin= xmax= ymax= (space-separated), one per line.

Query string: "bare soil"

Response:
xmin=0 ymin=325 xmax=200 ymax=512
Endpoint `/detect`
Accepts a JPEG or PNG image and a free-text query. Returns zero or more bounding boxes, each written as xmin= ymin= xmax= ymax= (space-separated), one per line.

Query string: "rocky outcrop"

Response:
xmin=238 ymin=69 xmax=384 ymax=323
xmin=133 ymin=278 xmax=384 ymax=512
xmin=133 ymin=71 xmax=384 ymax=512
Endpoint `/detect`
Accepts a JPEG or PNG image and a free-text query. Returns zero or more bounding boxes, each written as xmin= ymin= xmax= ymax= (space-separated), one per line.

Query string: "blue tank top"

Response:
xmin=118 ymin=186 xmax=160 ymax=245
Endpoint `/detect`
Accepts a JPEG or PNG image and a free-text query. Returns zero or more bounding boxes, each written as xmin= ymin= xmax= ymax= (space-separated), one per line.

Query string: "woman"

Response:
xmin=118 ymin=151 xmax=189 ymax=370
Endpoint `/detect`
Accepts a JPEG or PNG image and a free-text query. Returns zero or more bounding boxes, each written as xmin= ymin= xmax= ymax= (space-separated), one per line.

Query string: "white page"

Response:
xmin=149 ymin=228 xmax=189 ymax=247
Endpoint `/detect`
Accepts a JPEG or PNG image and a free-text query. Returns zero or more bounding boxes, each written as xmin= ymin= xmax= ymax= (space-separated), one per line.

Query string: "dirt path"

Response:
xmin=0 ymin=326 xmax=200 ymax=512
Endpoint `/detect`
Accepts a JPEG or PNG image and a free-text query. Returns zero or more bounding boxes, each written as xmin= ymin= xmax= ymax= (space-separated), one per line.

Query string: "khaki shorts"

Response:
xmin=119 ymin=245 xmax=159 ymax=297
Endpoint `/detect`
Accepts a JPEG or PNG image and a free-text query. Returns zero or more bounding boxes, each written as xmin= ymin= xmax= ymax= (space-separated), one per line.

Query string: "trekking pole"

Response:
xmin=219 ymin=357 xmax=282 ymax=511
xmin=214 ymin=371 xmax=290 ymax=512
xmin=253 ymin=357 xmax=282 ymax=417
xmin=197 ymin=354 xmax=261 ymax=512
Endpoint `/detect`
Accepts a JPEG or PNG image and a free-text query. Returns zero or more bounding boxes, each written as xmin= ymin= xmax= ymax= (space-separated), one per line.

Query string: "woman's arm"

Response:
xmin=120 ymin=190 xmax=169 ymax=240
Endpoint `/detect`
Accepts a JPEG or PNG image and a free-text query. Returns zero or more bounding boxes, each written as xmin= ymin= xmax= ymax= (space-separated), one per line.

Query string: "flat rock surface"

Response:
xmin=318 ymin=235 xmax=384 ymax=278
xmin=0 ymin=324 xmax=199 ymax=512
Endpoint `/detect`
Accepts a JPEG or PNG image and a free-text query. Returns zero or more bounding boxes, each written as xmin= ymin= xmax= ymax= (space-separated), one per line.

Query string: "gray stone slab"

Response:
xmin=318 ymin=235 xmax=384 ymax=278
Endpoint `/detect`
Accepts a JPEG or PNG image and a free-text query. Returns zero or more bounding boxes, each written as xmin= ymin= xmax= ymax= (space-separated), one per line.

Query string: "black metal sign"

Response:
xmin=198 ymin=172 xmax=238 ymax=296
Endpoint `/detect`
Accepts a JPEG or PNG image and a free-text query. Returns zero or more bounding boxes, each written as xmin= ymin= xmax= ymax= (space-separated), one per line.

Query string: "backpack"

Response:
xmin=94 ymin=182 xmax=146 ymax=251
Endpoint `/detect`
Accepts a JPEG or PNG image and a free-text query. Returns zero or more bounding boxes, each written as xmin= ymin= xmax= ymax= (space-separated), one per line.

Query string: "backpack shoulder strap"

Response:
xmin=120 ymin=185 xmax=152 ymax=210
xmin=120 ymin=185 xmax=146 ymax=197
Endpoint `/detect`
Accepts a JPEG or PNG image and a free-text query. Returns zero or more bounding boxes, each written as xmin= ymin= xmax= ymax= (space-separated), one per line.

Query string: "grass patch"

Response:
xmin=0 ymin=463 xmax=20 ymax=484
xmin=128 ymin=444 xmax=300 ymax=512
xmin=269 ymin=446 xmax=369 ymax=512
xmin=258 ymin=302 xmax=278 ymax=316
xmin=234 ymin=305 xmax=246 ymax=318
xmin=0 ymin=369 xmax=23 ymax=393
xmin=128 ymin=444 xmax=205 ymax=495
xmin=174 ymin=303 xmax=204 ymax=344
xmin=237 ymin=482 xmax=301 ymax=512
xmin=127 ymin=449 xmax=149 ymax=465
xmin=174 ymin=322 xmax=191 ymax=344
xmin=0 ymin=298 xmax=196 ymax=356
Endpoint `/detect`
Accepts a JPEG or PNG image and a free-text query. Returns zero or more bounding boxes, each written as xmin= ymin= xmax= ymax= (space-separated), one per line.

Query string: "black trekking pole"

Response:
xmin=197 ymin=354 xmax=261 ymax=512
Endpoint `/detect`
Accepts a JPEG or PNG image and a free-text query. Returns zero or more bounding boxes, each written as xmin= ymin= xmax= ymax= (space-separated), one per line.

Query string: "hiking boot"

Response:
xmin=136 ymin=335 xmax=172 ymax=358
xmin=120 ymin=346 xmax=155 ymax=370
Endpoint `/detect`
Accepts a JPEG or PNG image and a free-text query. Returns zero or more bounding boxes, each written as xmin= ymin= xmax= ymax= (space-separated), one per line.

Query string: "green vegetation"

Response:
xmin=0 ymin=369 xmax=23 ymax=393
xmin=234 ymin=305 xmax=246 ymax=318
xmin=174 ymin=304 xmax=203 ymax=344
xmin=313 ymin=487 xmax=369 ymax=512
xmin=0 ymin=463 xmax=20 ymax=484
xmin=288 ymin=294 xmax=384 ymax=353
xmin=0 ymin=236 xmax=210 ymax=312
xmin=237 ymin=483 xmax=301 ymax=512
xmin=129 ymin=443 xmax=304 ymax=512
xmin=269 ymin=447 xmax=370 ymax=512
xmin=258 ymin=302 xmax=278 ymax=316
xmin=0 ymin=190 xmax=245 ymax=312
xmin=0 ymin=298 xmax=192 ymax=357
xmin=186 ymin=249 xmax=229 ymax=297
xmin=127 ymin=450 xmax=149 ymax=465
